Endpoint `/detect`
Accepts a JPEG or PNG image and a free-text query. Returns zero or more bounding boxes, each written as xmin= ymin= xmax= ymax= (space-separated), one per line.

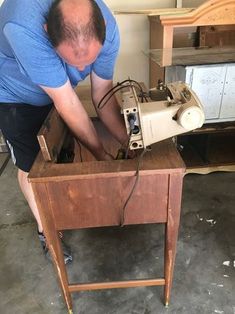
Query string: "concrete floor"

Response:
xmin=0 ymin=158 xmax=234 ymax=314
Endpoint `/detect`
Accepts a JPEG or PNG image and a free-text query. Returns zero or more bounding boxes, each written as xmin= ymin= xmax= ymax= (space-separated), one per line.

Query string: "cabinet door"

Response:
xmin=219 ymin=64 xmax=235 ymax=119
xmin=186 ymin=65 xmax=226 ymax=120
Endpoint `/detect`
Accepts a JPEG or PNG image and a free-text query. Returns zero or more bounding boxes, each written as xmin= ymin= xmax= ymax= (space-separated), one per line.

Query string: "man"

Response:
xmin=0 ymin=0 xmax=128 ymax=263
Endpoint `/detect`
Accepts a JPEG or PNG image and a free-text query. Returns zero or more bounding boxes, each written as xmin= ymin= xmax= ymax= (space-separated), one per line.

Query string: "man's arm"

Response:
xmin=40 ymin=80 xmax=112 ymax=161
xmin=90 ymin=71 xmax=128 ymax=146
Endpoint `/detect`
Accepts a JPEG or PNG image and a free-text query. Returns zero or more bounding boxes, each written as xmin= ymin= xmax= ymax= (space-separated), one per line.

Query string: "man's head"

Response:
xmin=47 ymin=0 xmax=106 ymax=70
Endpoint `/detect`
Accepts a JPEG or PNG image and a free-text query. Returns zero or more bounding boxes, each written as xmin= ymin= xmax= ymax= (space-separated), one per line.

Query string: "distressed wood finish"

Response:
xmin=29 ymin=119 xmax=185 ymax=313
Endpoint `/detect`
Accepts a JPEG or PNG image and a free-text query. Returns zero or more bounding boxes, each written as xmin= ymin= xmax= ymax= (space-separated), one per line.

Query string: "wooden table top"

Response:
xmin=29 ymin=119 xmax=185 ymax=183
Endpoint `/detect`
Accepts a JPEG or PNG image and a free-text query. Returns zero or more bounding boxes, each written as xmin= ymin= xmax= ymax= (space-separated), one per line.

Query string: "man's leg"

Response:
xmin=17 ymin=168 xmax=43 ymax=232
xmin=0 ymin=103 xmax=72 ymax=263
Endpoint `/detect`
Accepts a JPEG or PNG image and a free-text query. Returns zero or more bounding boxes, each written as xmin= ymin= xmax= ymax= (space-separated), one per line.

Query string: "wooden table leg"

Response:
xmin=31 ymin=183 xmax=73 ymax=313
xmin=164 ymin=174 xmax=183 ymax=306
xmin=46 ymin=230 xmax=73 ymax=313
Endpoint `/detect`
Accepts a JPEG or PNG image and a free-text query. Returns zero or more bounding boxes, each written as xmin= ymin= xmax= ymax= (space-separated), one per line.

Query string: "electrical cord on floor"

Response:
xmin=120 ymin=148 xmax=148 ymax=227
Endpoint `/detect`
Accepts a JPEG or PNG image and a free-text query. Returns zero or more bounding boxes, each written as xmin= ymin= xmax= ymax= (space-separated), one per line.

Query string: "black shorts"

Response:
xmin=0 ymin=103 xmax=53 ymax=172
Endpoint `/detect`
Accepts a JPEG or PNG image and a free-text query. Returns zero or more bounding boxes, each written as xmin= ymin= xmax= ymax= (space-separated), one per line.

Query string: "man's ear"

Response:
xmin=44 ymin=24 xmax=48 ymax=32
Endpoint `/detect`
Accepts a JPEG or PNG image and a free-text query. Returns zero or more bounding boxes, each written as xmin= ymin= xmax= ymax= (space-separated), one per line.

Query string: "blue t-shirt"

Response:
xmin=0 ymin=0 xmax=120 ymax=106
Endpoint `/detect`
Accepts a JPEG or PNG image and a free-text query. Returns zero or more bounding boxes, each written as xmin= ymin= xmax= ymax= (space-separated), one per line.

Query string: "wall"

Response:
xmin=112 ymin=1 xmax=174 ymax=86
xmin=183 ymin=0 xmax=206 ymax=7
xmin=109 ymin=0 xmax=207 ymax=86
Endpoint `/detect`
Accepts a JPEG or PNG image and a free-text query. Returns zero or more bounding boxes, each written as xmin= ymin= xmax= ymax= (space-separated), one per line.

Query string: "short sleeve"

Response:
xmin=3 ymin=22 xmax=68 ymax=88
xmin=92 ymin=24 xmax=120 ymax=80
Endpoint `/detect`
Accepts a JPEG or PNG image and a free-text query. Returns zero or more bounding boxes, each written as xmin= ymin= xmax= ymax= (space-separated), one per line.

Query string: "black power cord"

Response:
xmin=97 ymin=79 xmax=146 ymax=109
xmin=120 ymin=148 xmax=148 ymax=227
xmin=96 ymin=78 xmax=151 ymax=226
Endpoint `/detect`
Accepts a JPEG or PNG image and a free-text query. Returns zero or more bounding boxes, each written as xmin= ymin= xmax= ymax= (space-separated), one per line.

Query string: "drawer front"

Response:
xmin=46 ymin=174 xmax=169 ymax=230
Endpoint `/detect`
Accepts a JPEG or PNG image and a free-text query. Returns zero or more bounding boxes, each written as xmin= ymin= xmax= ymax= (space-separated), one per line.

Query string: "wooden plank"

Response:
xmin=186 ymin=164 xmax=235 ymax=174
xmin=37 ymin=108 xmax=68 ymax=162
xmin=160 ymin=0 xmax=235 ymax=27
xmin=164 ymin=173 xmax=183 ymax=306
xmin=114 ymin=8 xmax=193 ymax=16
xmin=149 ymin=18 xmax=165 ymax=87
xmin=199 ymin=25 xmax=235 ymax=47
xmin=69 ymin=279 xmax=165 ymax=292
xmin=31 ymin=182 xmax=73 ymax=311
xmin=28 ymin=146 xmax=185 ymax=182
xmin=189 ymin=122 xmax=235 ymax=135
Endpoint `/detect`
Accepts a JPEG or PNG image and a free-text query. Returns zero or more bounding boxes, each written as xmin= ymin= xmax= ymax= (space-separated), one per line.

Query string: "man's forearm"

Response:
xmin=56 ymin=99 xmax=108 ymax=160
xmin=96 ymin=95 xmax=128 ymax=146
xmin=41 ymin=81 xmax=110 ymax=161
xmin=91 ymin=73 xmax=129 ymax=147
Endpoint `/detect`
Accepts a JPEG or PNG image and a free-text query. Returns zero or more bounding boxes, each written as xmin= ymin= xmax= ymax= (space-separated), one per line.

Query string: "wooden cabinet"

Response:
xmin=165 ymin=63 xmax=235 ymax=123
xmin=29 ymin=109 xmax=185 ymax=312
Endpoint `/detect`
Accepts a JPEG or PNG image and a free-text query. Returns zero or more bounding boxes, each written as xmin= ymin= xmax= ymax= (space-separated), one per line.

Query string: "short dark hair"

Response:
xmin=47 ymin=0 xmax=106 ymax=47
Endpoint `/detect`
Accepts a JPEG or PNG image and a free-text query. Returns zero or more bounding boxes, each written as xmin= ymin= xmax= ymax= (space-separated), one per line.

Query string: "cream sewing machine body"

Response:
xmin=119 ymin=81 xmax=205 ymax=150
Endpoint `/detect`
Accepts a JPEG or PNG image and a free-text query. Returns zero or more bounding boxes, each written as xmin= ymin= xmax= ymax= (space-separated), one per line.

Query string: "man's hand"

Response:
xmin=103 ymin=152 xmax=114 ymax=161
xmin=40 ymin=80 xmax=110 ymax=161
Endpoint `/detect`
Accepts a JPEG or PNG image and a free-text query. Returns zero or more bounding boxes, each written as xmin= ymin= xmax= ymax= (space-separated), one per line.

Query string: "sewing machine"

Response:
xmin=120 ymin=81 xmax=205 ymax=150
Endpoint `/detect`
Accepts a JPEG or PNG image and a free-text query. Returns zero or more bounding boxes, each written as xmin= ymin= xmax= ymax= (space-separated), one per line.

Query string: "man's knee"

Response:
xmin=17 ymin=168 xmax=29 ymax=187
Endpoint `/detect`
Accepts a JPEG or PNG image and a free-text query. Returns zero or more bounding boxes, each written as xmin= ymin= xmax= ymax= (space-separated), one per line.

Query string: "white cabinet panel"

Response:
xmin=220 ymin=64 xmax=235 ymax=119
xmin=186 ymin=65 xmax=226 ymax=120
xmin=165 ymin=63 xmax=235 ymax=123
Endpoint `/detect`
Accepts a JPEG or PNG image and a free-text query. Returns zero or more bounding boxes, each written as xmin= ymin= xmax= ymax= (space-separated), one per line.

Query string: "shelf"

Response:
xmin=147 ymin=46 xmax=235 ymax=67
xmin=178 ymin=130 xmax=235 ymax=174
xmin=186 ymin=122 xmax=235 ymax=135
xmin=113 ymin=8 xmax=193 ymax=16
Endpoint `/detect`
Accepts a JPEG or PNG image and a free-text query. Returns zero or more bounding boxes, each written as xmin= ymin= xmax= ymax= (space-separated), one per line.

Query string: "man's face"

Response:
xmin=56 ymin=39 xmax=102 ymax=71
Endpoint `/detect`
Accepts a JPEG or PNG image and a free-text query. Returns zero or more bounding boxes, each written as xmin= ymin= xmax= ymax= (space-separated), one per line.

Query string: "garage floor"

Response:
xmin=0 ymin=157 xmax=234 ymax=314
